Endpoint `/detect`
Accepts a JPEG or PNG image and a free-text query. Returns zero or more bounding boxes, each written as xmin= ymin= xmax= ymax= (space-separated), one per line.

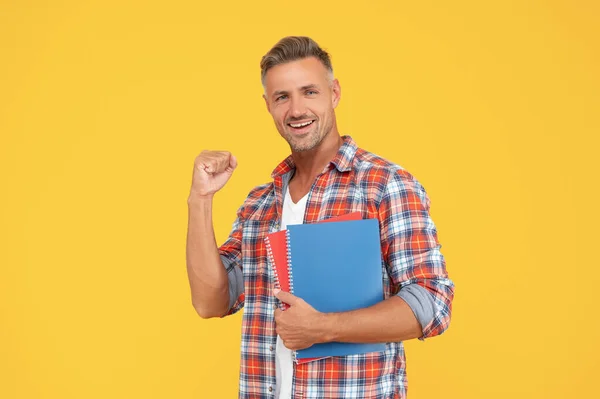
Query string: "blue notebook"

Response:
xmin=286 ymin=218 xmax=386 ymax=360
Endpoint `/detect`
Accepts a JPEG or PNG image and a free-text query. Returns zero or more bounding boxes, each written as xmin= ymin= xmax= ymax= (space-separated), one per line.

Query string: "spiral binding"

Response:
xmin=264 ymin=236 xmax=280 ymax=290
xmin=285 ymin=229 xmax=295 ymax=296
xmin=265 ymin=235 xmax=288 ymax=311
xmin=285 ymin=229 xmax=300 ymax=364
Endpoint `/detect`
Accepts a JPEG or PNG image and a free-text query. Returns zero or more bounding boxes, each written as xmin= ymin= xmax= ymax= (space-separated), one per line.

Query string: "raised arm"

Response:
xmin=186 ymin=150 xmax=239 ymax=319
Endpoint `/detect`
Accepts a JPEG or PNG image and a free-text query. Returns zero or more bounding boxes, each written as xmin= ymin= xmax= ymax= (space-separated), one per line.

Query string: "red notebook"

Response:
xmin=264 ymin=211 xmax=362 ymax=364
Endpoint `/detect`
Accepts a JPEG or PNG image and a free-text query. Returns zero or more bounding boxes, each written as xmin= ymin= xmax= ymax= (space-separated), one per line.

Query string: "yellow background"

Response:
xmin=1 ymin=1 xmax=598 ymax=398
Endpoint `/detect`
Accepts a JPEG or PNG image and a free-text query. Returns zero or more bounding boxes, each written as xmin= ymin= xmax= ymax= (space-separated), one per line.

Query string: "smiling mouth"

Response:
xmin=287 ymin=120 xmax=315 ymax=129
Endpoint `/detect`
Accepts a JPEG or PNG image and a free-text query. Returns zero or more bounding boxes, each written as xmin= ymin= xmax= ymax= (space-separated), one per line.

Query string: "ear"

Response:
xmin=331 ymin=79 xmax=341 ymax=109
xmin=263 ymin=93 xmax=271 ymax=113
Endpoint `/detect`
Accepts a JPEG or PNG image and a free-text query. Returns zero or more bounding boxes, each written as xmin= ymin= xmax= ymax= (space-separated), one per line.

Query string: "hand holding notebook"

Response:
xmin=264 ymin=212 xmax=363 ymax=364
xmin=265 ymin=213 xmax=386 ymax=363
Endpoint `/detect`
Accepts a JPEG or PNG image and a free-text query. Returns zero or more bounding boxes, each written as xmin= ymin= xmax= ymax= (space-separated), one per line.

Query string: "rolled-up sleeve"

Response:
xmin=378 ymin=169 xmax=455 ymax=340
xmin=218 ymin=205 xmax=245 ymax=317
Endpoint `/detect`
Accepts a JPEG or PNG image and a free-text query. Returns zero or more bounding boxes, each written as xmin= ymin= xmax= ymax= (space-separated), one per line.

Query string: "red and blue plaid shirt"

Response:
xmin=219 ymin=135 xmax=454 ymax=398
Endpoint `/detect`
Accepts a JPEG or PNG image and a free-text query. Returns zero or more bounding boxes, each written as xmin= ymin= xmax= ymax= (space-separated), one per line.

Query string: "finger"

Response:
xmin=197 ymin=156 xmax=218 ymax=173
xmin=211 ymin=151 xmax=229 ymax=171
xmin=286 ymin=341 xmax=304 ymax=351
xmin=288 ymin=341 xmax=311 ymax=351
xmin=274 ymin=289 xmax=299 ymax=306
xmin=228 ymin=154 xmax=238 ymax=171
xmin=201 ymin=160 xmax=217 ymax=173
xmin=195 ymin=152 xmax=212 ymax=171
xmin=204 ymin=159 xmax=226 ymax=174
xmin=216 ymin=152 xmax=231 ymax=172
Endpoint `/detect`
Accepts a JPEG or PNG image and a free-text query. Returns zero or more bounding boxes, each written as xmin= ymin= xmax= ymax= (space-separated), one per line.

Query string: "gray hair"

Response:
xmin=260 ymin=36 xmax=334 ymax=88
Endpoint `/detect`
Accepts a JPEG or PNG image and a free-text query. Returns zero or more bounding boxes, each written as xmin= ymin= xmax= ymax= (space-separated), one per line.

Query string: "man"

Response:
xmin=186 ymin=36 xmax=454 ymax=399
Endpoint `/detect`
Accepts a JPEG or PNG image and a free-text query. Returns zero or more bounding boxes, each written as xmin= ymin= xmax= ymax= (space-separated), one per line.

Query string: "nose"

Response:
xmin=289 ymin=95 xmax=307 ymax=119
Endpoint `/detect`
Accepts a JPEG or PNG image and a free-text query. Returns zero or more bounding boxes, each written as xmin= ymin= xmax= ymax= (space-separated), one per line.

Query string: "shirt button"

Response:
xmin=270 ymin=346 xmax=274 ymax=351
xmin=269 ymin=386 xmax=273 ymax=392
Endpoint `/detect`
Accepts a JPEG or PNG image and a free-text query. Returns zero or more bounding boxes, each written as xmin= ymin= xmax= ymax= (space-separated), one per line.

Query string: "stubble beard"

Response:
xmin=282 ymin=118 xmax=333 ymax=153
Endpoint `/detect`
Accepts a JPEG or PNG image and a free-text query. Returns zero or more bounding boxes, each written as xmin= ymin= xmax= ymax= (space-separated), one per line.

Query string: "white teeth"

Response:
xmin=290 ymin=120 xmax=313 ymax=128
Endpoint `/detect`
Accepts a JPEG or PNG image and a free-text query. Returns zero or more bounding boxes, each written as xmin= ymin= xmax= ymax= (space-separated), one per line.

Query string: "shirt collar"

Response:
xmin=270 ymin=135 xmax=358 ymax=178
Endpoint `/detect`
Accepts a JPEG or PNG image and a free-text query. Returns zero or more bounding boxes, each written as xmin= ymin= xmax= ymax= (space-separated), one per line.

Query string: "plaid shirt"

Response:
xmin=219 ymin=135 xmax=454 ymax=398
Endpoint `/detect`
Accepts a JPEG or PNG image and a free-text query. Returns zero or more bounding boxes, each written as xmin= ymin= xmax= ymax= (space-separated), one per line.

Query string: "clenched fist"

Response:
xmin=189 ymin=150 xmax=237 ymax=200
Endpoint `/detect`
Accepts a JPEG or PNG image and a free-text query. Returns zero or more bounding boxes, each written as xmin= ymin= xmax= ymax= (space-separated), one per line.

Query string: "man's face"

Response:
xmin=263 ymin=57 xmax=341 ymax=152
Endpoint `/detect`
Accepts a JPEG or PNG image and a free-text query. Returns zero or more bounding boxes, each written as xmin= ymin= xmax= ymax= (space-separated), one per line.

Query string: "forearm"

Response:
xmin=320 ymin=296 xmax=423 ymax=344
xmin=186 ymin=196 xmax=229 ymax=318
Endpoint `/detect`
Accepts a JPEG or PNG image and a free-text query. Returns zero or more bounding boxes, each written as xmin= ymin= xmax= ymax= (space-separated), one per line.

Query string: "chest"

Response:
xmin=287 ymin=178 xmax=312 ymax=204
xmin=239 ymin=173 xmax=380 ymax=297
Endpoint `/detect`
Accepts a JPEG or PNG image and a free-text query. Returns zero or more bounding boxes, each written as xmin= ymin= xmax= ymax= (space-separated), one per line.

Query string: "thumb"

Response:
xmin=274 ymin=288 xmax=299 ymax=306
xmin=227 ymin=154 xmax=238 ymax=172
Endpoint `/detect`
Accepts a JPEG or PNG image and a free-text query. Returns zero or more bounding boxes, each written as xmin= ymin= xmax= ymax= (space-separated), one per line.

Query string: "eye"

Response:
xmin=306 ymin=90 xmax=318 ymax=95
xmin=276 ymin=94 xmax=288 ymax=102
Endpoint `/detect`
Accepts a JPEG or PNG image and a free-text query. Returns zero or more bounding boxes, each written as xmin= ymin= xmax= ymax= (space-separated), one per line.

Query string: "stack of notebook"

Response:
xmin=264 ymin=212 xmax=386 ymax=364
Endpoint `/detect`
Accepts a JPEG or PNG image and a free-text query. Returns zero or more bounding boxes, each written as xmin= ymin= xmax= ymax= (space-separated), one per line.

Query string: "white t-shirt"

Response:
xmin=275 ymin=186 xmax=308 ymax=399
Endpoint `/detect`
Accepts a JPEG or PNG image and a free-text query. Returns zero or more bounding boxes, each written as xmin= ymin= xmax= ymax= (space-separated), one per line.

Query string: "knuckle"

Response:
xmin=196 ymin=153 xmax=210 ymax=163
xmin=194 ymin=150 xmax=232 ymax=170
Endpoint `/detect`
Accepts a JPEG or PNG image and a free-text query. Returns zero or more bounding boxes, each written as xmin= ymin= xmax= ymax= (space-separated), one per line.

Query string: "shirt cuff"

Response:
xmin=221 ymin=254 xmax=244 ymax=312
xmin=397 ymin=284 xmax=436 ymax=339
